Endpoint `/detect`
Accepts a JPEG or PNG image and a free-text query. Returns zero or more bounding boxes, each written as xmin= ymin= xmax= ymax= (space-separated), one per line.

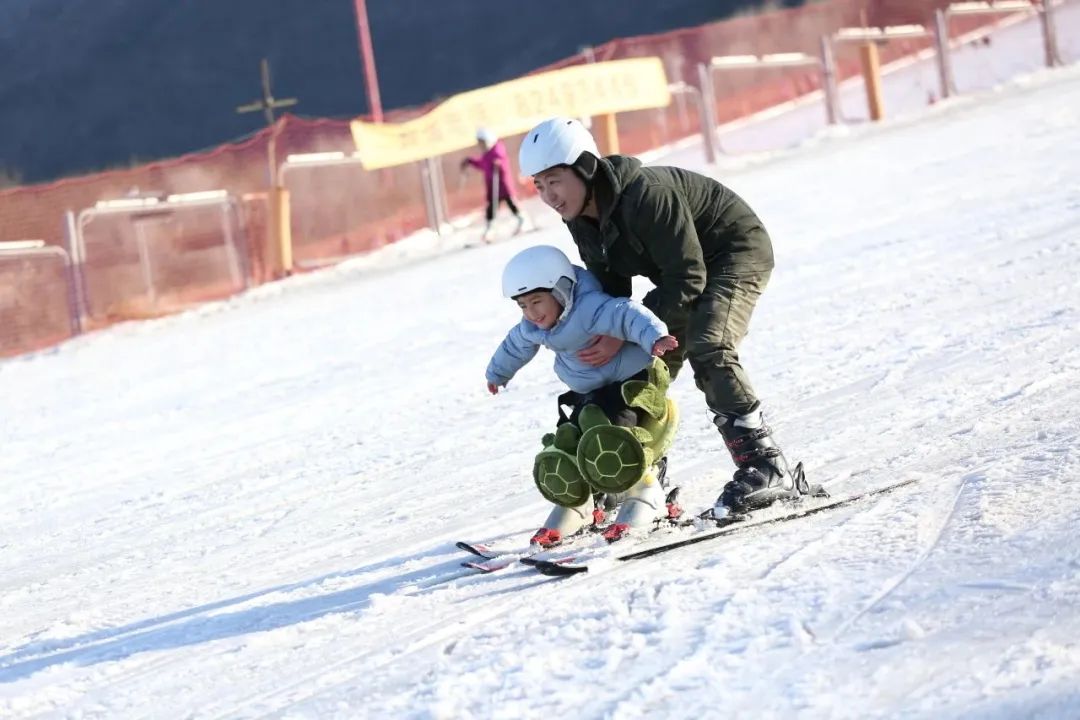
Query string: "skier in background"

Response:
xmin=487 ymin=245 xmax=680 ymax=546
xmin=517 ymin=117 xmax=822 ymax=518
xmin=460 ymin=128 xmax=526 ymax=241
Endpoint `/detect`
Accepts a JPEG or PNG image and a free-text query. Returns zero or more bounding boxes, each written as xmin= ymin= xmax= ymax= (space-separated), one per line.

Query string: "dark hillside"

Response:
xmin=0 ymin=0 xmax=803 ymax=182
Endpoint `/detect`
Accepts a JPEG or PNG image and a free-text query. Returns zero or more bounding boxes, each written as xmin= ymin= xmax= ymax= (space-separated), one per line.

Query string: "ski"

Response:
xmin=462 ymin=558 xmax=519 ymax=573
xmin=455 ymin=536 xmax=589 ymax=573
xmin=455 ymin=481 xmax=686 ymax=573
xmin=455 ymin=541 xmax=502 ymax=560
xmin=456 ymin=519 xmax=684 ymax=573
xmin=524 ymin=477 xmax=920 ymax=576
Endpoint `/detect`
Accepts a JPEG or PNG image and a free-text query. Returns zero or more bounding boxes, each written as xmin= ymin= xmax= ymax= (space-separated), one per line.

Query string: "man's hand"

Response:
xmin=578 ymin=335 xmax=623 ymax=367
xmin=487 ymin=382 xmax=500 ymax=395
xmin=652 ymin=335 xmax=679 ymax=357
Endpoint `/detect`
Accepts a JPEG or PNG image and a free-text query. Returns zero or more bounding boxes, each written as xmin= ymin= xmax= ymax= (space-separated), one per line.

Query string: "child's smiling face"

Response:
xmin=515 ymin=290 xmax=563 ymax=330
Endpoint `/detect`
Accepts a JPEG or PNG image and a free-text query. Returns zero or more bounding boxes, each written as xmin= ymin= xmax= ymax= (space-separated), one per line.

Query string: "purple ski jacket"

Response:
xmin=464 ymin=140 xmax=517 ymax=201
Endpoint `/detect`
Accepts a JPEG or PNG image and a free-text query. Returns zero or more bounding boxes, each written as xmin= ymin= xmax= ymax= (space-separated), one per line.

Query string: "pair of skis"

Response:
xmin=455 ymin=534 xmax=616 ymax=572
xmin=457 ymin=477 xmax=918 ymax=577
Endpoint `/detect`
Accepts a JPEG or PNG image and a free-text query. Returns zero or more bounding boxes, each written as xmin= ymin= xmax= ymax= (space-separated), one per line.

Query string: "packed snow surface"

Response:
xmin=3 ymin=47 xmax=1080 ymax=720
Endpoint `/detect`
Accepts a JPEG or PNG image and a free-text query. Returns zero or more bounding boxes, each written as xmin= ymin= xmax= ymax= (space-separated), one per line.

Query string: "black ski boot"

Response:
xmin=713 ymin=404 xmax=814 ymax=514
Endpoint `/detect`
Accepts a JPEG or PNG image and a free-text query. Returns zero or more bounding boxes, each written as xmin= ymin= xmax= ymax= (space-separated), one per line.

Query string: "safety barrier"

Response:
xmin=0 ymin=241 xmax=79 ymax=358
xmin=0 ymin=0 xmax=1071 ymax=358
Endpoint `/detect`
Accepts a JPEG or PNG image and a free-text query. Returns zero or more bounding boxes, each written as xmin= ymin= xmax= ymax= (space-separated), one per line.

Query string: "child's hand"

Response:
xmin=487 ymin=382 xmax=500 ymax=395
xmin=652 ymin=335 xmax=679 ymax=357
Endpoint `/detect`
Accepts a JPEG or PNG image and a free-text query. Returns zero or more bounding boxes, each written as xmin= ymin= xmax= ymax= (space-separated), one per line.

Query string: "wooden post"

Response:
xmin=593 ymin=113 xmax=620 ymax=156
xmin=269 ymin=186 xmax=293 ymax=276
xmin=236 ymin=59 xmax=298 ymax=279
xmin=860 ymin=41 xmax=885 ymax=121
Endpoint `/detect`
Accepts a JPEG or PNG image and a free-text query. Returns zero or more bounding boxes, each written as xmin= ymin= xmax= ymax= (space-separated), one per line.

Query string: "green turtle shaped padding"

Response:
xmin=621 ymin=357 xmax=671 ymax=421
xmin=534 ymin=358 xmax=679 ymax=501
xmin=638 ymin=396 xmax=679 ymax=461
xmin=533 ymin=447 xmax=592 ymax=507
xmin=573 ymin=404 xmax=652 ymax=494
xmin=541 ymin=423 xmax=581 ymax=453
xmin=576 ymin=420 xmax=649 ymax=494
xmin=552 ymin=423 xmax=581 ymax=453
xmin=573 ymin=358 xmax=679 ymax=494
xmin=575 ymin=404 xmax=611 ymax=433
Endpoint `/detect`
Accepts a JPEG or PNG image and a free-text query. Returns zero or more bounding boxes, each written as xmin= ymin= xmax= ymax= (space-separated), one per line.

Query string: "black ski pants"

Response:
xmin=554 ymin=368 xmax=649 ymax=429
xmin=486 ymin=195 xmax=520 ymax=222
xmin=658 ymin=270 xmax=771 ymax=418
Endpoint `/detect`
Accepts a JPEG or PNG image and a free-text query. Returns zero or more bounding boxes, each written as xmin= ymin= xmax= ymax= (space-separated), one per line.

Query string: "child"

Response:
xmin=460 ymin=128 xmax=526 ymax=241
xmin=486 ymin=245 xmax=680 ymax=546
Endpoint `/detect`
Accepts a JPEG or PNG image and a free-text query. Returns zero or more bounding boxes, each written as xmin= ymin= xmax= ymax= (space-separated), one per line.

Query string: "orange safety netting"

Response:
xmin=0 ymin=0 xmax=1019 ymax=358
xmin=0 ymin=250 xmax=77 ymax=358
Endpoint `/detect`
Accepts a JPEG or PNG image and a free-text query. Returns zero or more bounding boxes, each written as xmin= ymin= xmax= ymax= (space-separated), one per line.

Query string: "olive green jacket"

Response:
xmin=566 ymin=155 xmax=774 ymax=327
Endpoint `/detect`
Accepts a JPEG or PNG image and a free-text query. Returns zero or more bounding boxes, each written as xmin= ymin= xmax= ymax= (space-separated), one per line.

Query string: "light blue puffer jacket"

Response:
xmin=486 ymin=266 xmax=667 ymax=394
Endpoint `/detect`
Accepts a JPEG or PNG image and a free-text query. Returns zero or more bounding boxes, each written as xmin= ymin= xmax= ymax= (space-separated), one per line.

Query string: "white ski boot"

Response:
xmin=531 ymin=495 xmax=595 ymax=548
xmin=601 ymin=458 xmax=681 ymax=542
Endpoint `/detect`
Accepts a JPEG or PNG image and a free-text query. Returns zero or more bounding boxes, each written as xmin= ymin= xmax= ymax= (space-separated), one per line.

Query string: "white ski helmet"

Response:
xmin=476 ymin=127 xmax=496 ymax=148
xmin=518 ymin=117 xmax=600 ymax=176
xmin=501 ymin=245 xmax=574 ymax=300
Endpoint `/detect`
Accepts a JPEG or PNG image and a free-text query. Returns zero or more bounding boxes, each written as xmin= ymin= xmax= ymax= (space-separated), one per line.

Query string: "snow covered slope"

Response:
xmin=2 ymin=64 xmax=1079 ymax=718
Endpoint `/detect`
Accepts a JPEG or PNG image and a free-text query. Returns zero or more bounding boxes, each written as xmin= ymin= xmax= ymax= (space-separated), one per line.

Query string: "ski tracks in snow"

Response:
xmin=827 ymin=471 xmax=972 ymax=642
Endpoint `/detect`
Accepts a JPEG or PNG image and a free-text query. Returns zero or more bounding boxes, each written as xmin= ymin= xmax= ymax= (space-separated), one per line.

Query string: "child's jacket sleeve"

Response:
xmin=583 ymin=295 xmax=667 ymax=355
xmin=486 ymin=323 xmax=540 ymax=387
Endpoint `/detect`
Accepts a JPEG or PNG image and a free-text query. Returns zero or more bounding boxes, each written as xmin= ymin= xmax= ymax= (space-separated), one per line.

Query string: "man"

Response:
xmin=517 ymin=117 xmax=817 ymax=515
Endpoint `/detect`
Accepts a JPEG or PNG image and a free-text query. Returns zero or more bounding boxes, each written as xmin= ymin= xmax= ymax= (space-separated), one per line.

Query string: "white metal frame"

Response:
xmin=943 ymin=0 xmax=1062 ymax=70
xmin=829 ymin=24 xmax=955 ymax=110
xmin=280 ymin=152 xmax=451 ymax=256
xmin=696 ymin=44 xmax=842 ymax=160
xmin=74 ymin=191 xmax=246 ymax=315
xmin=666 ymin=81 xmax=719 ymax=163
xmin=709 ymin=50 xmax=840 ymax=122
xmin=0 ymin=240 xmax=81 ymax=335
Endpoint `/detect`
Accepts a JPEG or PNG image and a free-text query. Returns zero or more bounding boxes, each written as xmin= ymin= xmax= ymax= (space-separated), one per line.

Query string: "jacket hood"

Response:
xmin=556 ymin=265 xmax=601 ymax=323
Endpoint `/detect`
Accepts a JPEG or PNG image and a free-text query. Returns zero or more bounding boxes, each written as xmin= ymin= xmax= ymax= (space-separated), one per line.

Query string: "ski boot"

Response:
xmin=712 ymin=404 xmax=818 ymax=516
xmin=602 ymin=457 xmax=683 ymax=542
xmin=531 ymin=495 xmax=595 ymax=548
xmin=591 ymin=492 xmax=616 ymax=527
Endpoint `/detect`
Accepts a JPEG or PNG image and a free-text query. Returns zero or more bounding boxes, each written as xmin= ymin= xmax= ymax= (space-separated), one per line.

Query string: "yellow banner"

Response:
xmin=350 ymin=58 xmax=670 ymax=169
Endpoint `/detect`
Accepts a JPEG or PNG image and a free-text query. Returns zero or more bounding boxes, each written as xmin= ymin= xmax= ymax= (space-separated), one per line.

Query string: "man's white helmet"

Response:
xmin=501 ymin=245 xmax=574 ymax=299
xmin=476 ymin=127 xmax=496 ymax=148
xmin=518 ymin=117 xmax=600 ymax=176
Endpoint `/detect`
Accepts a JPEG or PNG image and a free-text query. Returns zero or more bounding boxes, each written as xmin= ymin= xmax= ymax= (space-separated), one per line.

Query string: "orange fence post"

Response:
xmin=269 ymin=186 xmax=293 ymax=277
xmin=593 ymin=113 xmax=620 ymax=156
xmin=860 ymin=41 xmax=885 ymax=121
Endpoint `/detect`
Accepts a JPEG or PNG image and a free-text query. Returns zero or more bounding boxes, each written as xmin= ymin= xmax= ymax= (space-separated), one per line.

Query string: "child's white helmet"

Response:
xmin=518 ymin=117 xmax=600 ymax=176
xmin=502 ymin=245 xmax=574 ymax=299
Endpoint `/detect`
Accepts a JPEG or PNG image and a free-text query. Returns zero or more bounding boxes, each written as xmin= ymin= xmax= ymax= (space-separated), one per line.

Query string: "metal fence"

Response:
xmin=0 ymin=241 xmax=79 ymax=356
xmin=0 ymin=0 xmax=1073 ymax=358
